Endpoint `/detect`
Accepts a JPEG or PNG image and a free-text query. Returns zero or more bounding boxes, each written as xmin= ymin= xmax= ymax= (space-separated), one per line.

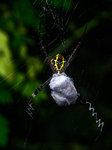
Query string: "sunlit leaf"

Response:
xmin=0 ymin=30 xmax=15 ymax=83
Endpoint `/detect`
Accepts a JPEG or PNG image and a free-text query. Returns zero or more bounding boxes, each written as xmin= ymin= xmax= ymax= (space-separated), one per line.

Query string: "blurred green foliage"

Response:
xmin=0 ymin=115 xmax=10 ymax=147
xmin=0 ymin=0 xmax=112 ymax=150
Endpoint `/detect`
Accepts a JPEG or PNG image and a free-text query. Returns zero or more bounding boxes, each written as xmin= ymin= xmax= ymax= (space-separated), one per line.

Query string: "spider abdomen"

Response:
xmin=49 ymin=73 xmax=78 ymax=106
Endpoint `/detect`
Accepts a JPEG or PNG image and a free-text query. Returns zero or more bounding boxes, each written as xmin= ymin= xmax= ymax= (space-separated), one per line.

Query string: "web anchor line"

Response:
xmin=86 ymin=101 xmax=104 ymax=132
xmin=26 ymin=103 xmax=34 ymax=120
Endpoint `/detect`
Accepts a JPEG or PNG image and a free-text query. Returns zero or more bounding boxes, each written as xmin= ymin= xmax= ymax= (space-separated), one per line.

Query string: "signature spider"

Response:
xmin=26 ymin=26 xmax=87 ymax=106
xmin=26 ymin=25 xmax=104 ymax=131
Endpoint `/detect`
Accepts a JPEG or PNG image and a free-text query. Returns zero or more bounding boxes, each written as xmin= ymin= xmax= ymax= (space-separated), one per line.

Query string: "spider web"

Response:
xmin=0 ymin=0 xmax=112 ymax=149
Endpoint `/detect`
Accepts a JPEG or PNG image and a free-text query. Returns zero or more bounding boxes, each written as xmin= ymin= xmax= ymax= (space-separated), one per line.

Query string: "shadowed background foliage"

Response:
xmin=0 ymin=0 xmax=112 ymax=149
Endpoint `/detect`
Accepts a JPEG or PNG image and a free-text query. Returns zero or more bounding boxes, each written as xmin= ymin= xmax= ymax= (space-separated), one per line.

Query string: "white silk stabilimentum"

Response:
xmin=49 ymin=73 xmax=78 ymax=106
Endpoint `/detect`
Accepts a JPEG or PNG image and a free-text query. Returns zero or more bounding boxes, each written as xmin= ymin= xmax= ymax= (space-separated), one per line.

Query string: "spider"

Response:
xmin=26 ymin=25 xmax=104 ymax=131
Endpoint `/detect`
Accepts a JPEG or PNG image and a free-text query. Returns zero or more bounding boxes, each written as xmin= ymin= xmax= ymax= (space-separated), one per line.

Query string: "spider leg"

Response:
xmin=78 ymin=93 xmax=104 ymax=132
xmin=63 ymin=26 xmax=87 ymax=71
xmin=77 ymin=93 xmax=88 ymax=106
xmin=26 ymin=77 xmax=52 ymax=104
xmin=39 ymin=22 xmax=54 ymax=72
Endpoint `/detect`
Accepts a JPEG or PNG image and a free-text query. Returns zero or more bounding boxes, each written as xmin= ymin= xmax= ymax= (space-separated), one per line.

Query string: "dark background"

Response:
xmin=0 ymin=0 xmax=112 ymax=149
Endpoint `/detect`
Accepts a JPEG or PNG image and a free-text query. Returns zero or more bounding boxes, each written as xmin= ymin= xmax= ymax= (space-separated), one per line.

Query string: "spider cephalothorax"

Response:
xmin=51 ymin=54 xmax=65 ymax=74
